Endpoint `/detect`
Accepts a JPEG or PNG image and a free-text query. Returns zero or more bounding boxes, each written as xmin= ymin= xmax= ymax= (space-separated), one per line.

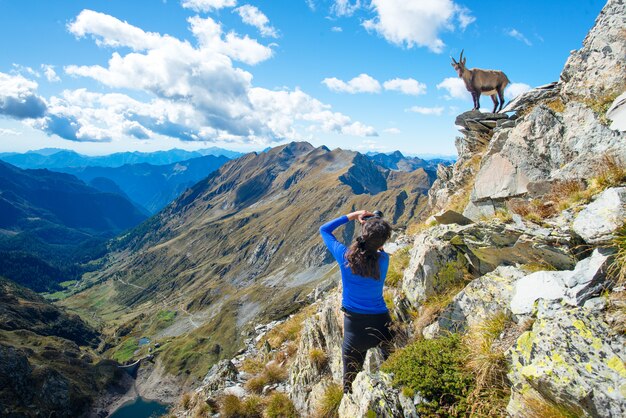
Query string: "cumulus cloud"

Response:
xmin=406 ymin=106 xmax=444 ymax=116
xmin=8 ymin=9 xmax=375 ymax=143
xmin=41 ymin=65 xmax=61 ymax=82
xmin=322 ymin=73 xmax=381 ymax=94
xmin=506 ymin=29 xmax=532 ymax=46
xmin=505 ymin=82 xmax=531 ymax=100
xmin=436 ymin=77 xmax=469 ymax=100
xmin=332 ymin=0 xmax=361 ymax=17
xmin=363 ymin=0 xmax=475 ymax=53
xmin=383 ymin=78 xmax=426 ymax=96
xmin=181 ymin=0 xmax=237 ymax=12
xmin=331 ymin=26 xmax=343 ymax=32
xmin=0 ymin=72 xmax=47 ymax=119
xmin=383 ymin=127 xmax=401 ymax=134
xmin=235 ymin=5 xmax=278 ymax=38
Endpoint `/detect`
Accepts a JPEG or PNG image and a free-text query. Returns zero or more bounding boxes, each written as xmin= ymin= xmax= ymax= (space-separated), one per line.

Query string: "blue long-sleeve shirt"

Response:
xmin=319 ymin=215 xmax=389 ymax=314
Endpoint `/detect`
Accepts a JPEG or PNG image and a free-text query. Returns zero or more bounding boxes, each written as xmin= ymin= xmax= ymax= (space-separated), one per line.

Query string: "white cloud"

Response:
xmin=8 ymin=9 xmax=375 ymax=144
xmin=332 ymin=0 xmax=361 ymax=17
xmin=362 ymin=0 xmax=475 ymax=53
xmin=181 ymin=0 xmax=237 ymax=12
xmin=249 ymin=87 xmax=377 ymax=138
xmin=383 ymin=78 xmax=426 ymax=96
xmin=0 ymin=128 xmax=22 ymax=136
xmin=322 ymin=73 xmax=381 ymax=94
xmin=383 ymin=127 xmax=401 ymax=134
xmin=505 ymin=82 xmax=531 ymax=100
xmin=235 ymin=5 xmax=278 ymax=38
xmin=41 ymin=65 xmax=61 ymax=82
xmin=0 ymin=72 xmax=47 ymax=119
xmin=406 ymin=106 xmax=444 ymax=116
xmin=331 ymin=26 xmax=343 ymax=32
xmin=188 ymin=15 xmax=273 ymax=64
xmin=436 ymin=77 xmax=469 ymax=100
xmin=506 ymin=29 xmax=532 ymax=46
xmin=356 ymin=139 xmax=386 ymax=151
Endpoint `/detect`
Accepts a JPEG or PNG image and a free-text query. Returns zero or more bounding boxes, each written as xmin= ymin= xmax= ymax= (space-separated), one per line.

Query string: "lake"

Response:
xmin=109 ymin=397 xmax=168 ymax=418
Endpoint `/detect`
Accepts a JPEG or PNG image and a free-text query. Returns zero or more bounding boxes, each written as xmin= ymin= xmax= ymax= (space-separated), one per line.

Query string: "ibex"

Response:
xmin=451 ymin=50 xmax=510 ymax=113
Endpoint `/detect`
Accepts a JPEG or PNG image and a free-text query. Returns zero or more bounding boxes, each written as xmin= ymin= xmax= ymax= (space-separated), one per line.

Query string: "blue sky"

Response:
xmin=0 ymin=0 xmax=606 ymax=156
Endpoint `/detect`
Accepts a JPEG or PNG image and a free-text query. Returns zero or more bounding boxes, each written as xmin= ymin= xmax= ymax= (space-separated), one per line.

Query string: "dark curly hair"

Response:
xmin=346 ymin=217 xmax=392 ymax=280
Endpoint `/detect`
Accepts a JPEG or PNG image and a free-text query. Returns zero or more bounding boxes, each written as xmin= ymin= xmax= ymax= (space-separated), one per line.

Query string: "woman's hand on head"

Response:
xmin=347 ymin=210 xmax=374 ymax=224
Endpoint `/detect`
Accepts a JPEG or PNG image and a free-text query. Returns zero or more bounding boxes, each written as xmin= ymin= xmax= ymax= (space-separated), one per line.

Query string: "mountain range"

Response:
xmin=60 ymin=141 xmax=435 ymax=382
xmin=57 ymin=154 xmax=230 ymax=214
xmin=0 ymin=147 xmax=242 ymax=169
xmin=0 ymin=160 xmax=147 ymax=292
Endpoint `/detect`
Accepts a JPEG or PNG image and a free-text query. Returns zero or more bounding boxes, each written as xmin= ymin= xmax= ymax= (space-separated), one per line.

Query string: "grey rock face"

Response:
xmin=501 ymin=82 xmax=560 ymax=113
xmin=573 ymin=187 xmax=626 ymax=244
xmin=560 ymin=0 xmax=626 ymax=101
xmin=338 ymin=371 xmax=417 ymax=418
xmin=199 ymin=360 xmax=238 ymax=396
xmin=437 ymin=266 xmax=525 ymax=333
xmin=510 ymin=249 xmax=612 ymax=315
xmin=433 ymin=209 xmax=473 ymax=226
xmin=289 ymin=294 xmax=343 ymax=415
xmin=507 ymin=308 xmax=626 ymax=417
xmin=401 ymin=225 xmax=464 ymax=306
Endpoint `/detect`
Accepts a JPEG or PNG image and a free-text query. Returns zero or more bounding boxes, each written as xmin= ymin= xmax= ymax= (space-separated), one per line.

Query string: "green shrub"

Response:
xmin=265 ymin=393 xmax=298 ymax=418
xmin=381 ymin=334 xmax=474 ymax=416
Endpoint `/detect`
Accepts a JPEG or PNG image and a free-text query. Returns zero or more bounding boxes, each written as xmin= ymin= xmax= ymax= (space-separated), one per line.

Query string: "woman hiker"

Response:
xmin=319 ymin=210 xmax=394 ymax=393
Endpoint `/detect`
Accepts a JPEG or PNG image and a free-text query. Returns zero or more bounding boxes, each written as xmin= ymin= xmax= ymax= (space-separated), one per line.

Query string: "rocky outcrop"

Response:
xmin=435 ymin=266 xmax=525 ymax=334
xmin=573 ymin=187 xmax=626 ymax=244
xmin=560 ymin=0 xmax=626 ymax=101
xmin=510 ymin=248 xmax=612 ymax=315
xmin=289 ymin=294 xmax=343 ymax=415
xmin=507 ymin=307 xmax=626 ymax=417
xmin=402 ymin=219 xmax=577 ymax=307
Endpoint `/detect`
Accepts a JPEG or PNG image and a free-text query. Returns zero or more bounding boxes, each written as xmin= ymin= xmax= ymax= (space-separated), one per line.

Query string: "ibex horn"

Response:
xmin=459 ymin=49 xmax=464 ymax=62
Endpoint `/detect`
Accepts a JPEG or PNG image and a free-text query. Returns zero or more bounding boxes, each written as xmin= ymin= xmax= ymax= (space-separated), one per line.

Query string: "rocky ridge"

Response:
xmin=173 ymin=1 xmax=626 ymax=417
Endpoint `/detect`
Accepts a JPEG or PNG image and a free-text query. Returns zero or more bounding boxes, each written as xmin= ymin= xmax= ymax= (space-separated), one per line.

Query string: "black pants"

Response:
xmin=342 ymin=308 xmax=393 ymax=393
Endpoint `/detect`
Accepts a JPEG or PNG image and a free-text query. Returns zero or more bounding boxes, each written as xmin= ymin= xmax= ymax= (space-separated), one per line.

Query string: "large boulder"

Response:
xmin=436 ymin=266 xmax=525 ymax=333
xmin=507 ymin=308 xmax=626 ymax=417
xmin=510 ymin=248 xmax=612 ymax=315
xmin=338 ymin=370 xmax=417 ymax=418
xmin=573 ymin=187 xmax=626 ymax=244
xmin=401 ymin=225 xmax=465 ymax=306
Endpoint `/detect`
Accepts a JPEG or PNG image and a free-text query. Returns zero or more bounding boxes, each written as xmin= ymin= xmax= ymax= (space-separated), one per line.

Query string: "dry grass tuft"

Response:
xmin=260 ymin=305 xmax=317 ymax=349
xmin=241 ymin=357 xmax=266 ymax=375
xmin=462 ymin=312 xmax=515 ymax=416
xmin=386 ymin=247 xmax=411 ymax=287
xmin=521 ymin=392 xmax=582 ymax=418
xmin=309 ymin=348 xmax=328 ymax=370
xmin=314 ymin=383 xmax=343 ymax=418
xmin=219 ymin=394 xmax=264 ymax=418
xmin=608 ymin=226 xmax=626 ymax=286
xmin=181 ymin=392 xmax=192 ymax=410
xmin=245 ymin=374 xmax=269 ymax=394
xmin=264 ymin=362 xmax=288 ymax=384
